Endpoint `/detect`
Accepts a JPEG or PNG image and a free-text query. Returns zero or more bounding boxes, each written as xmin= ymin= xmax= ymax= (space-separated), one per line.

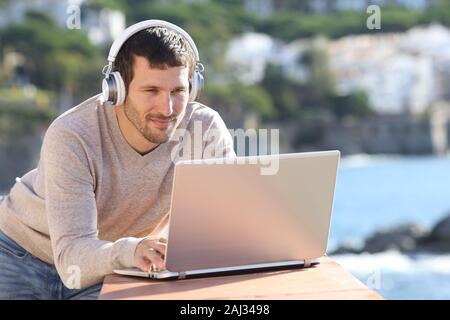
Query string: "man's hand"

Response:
xmin=134 ymin=237 xmax=167 ymax=272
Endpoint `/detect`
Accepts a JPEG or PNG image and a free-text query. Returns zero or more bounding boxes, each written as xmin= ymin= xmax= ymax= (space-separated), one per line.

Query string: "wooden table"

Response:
xmin=98 ymin=257 xmax=383 ymax=300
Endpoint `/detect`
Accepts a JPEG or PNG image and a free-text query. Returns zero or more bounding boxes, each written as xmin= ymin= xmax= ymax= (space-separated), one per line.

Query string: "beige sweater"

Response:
xmin=0 ymin=94 xmax=235 ymax=288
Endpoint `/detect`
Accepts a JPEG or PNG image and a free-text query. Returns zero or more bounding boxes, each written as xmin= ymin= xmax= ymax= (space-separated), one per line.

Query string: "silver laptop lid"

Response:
xmin=165 ymin=150 xmax=340 ymax=272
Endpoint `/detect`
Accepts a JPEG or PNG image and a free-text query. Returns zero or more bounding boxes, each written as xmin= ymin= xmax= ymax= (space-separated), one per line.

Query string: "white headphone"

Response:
xmin=101 ymin=19 xmax=204 ymax=106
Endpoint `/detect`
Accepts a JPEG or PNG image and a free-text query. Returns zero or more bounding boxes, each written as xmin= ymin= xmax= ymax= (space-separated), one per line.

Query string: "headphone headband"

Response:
xmin=107 ymin=19 xmax=200 ymax=64
xmin=102 ymin=19 xmax=204 ymax=105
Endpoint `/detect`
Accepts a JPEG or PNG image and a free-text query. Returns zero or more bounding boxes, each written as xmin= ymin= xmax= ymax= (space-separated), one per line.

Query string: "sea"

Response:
xmin=329 ymin=154 xmax=450 ymax=299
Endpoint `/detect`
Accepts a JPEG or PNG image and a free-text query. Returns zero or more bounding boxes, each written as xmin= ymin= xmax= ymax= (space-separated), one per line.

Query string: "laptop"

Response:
xmin=114 ymin=150 xmax=340 ymax=280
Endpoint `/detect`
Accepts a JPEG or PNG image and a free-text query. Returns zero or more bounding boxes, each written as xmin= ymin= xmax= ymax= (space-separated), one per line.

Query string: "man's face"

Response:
xmin=123 ymin=55 xmax=190 ymax=144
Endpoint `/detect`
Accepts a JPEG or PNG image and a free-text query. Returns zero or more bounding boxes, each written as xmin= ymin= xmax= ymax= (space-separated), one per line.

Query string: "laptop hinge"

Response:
xmin=178 ymin=272 xmax=187 ymax=280
xmin=304 ymin=259 xmax=312 ymax=268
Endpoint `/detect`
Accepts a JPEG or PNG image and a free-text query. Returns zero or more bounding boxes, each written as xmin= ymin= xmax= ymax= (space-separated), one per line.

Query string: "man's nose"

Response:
xmin=157 ymin=93 xmax=174 ymax=117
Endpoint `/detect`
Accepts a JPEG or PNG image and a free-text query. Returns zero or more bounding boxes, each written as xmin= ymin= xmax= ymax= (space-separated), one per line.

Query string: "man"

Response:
xmin=0 ymin=22 xmax=235 ymax=299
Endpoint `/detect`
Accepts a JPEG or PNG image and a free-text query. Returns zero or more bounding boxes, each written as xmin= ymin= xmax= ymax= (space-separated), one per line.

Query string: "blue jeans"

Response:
xmin=0 ymin=229 xmax=102 ymax=300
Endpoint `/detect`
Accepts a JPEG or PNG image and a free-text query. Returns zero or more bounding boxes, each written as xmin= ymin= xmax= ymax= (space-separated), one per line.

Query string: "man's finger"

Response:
xmin=149 ymin=242 xmax=166 ymax=257
xmin=143 ymin=248 xmax=165 ymax=270
xmin=136 ymin=259 xmax=152 ymax=272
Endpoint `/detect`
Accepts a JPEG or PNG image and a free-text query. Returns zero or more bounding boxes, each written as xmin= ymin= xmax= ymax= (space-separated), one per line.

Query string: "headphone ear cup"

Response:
xmin=189 ymin=71 xmax=204 ymax=102
xmin=112 ymin=71 xmax=126 ymax=106
xmin=102 ymin=77 xmax=113 ymax=104
xmin=102 ymin=71 xmax=125 ymax=106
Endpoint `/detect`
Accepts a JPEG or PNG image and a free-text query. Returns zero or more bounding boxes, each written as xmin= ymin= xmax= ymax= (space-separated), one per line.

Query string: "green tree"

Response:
xmin=126 ymin=1 xmax=233 ymax=72
xmin=420 ymin=0 xmax=450 ymax=26
xmin=0 ymin=10 xmax=103 ymax=99
xmin=203 ymin=82 xmax=276 ymax=120
xmin=261 ymin=64 xmax=301 ymax=120
xmin=330 ymin=91 xmax=374 ymax=119
xmin=300 ymin=44 xmax=335 ymax=107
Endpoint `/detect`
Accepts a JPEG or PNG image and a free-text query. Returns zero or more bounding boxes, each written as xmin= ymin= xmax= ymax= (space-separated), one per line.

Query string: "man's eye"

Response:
xmin=145 ymin=89 xmax=157 ymax=93
xmin=173 ymin=89 xmax=186 ymax=94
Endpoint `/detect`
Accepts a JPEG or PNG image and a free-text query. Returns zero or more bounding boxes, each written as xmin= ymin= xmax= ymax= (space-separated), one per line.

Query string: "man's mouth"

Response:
xmin=148 ymin=118 xmax=176 ymax=129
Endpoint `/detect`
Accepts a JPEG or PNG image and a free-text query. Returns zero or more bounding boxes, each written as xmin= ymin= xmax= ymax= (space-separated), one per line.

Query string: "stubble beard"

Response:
xmin=123 ymin=98 xmax=179 ymax=144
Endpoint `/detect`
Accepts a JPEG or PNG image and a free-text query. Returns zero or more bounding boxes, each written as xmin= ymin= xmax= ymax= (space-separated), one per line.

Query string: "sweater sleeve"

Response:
xmin=42 ymin=124 xmax=143 ymax=289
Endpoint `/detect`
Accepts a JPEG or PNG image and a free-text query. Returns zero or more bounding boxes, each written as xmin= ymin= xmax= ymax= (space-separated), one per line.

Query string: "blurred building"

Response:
xmin=82 ymin=6 xmax=125 ymax=46
xmin=226 ymin=24 xmax=450 ymax=115
xmin=226 ymin=32 xmax=278 ymax=84
xmin=225 ymin=32 xmax=314 ymax=85
xmin=225 ymin=24 xmax=450 ymax=155
xmin=327 ymin=24 xmax=450 ymax=114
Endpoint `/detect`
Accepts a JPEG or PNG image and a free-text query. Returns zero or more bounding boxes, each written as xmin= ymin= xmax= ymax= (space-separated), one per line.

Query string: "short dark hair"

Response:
xmin=114 ymin=26 xmax=196 ymax=94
